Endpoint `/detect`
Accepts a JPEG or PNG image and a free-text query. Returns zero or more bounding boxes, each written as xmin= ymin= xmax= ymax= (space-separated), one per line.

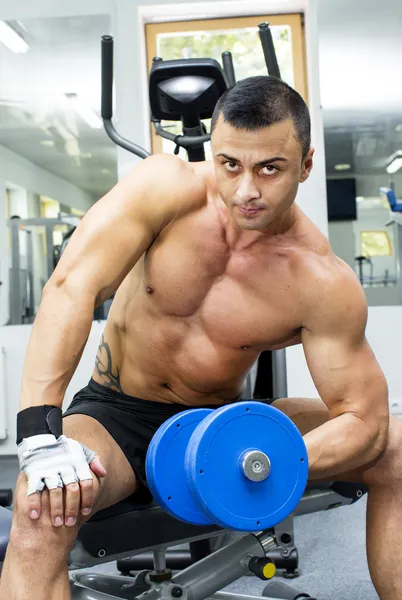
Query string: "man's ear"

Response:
xmin=300 ymin=147 xmax=315 ymax=183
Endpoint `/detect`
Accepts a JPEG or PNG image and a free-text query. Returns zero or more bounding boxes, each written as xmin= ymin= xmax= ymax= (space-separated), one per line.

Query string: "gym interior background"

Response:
xmin=0 ymin=0 xmax=401 ymax=598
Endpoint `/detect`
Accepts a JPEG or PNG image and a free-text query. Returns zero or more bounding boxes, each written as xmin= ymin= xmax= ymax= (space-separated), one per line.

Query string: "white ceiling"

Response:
xmin=0 ymin=14 xmax=117 ymax=199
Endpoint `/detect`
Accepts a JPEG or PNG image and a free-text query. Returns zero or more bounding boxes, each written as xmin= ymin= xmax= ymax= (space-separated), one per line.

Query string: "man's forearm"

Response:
xmin=305 ymin=412 xmax=387 ymax=480
xmin=19 ymin=284 xmax=95 ymax=410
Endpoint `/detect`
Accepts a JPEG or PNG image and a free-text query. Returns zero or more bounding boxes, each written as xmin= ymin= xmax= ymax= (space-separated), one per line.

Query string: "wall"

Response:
xmin=328 ymin=221 xmax=355 ymax=267
xmin=0 ymin=0 xmax=111 ymax=19
xmin=0 ymin=322 xmax=105 ymax=454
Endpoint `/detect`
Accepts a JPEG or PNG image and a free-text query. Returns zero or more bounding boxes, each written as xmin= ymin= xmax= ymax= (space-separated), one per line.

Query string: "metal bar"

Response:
xmin=101 ymin=35 xmax=113 ymax=120
xmin=45 ymin=225 xmax=54 ymax=280
xmin=153 ymin=550 xmax=166 ymax=571
xmin=272 ymin=349 xmax=288 ymax=398
xmin=26 ymin=231 xmax=35 ymax=321
xmin=258 ymin=23 xmax=281 ymax=79
xmin=103 ymin=119 xmax=151 ymax=159
xmin=212 ymin=593 xmax=279 ymax=600
xmin=0 ymin=347 xmax=7 ymax=439
xmin=9 ymin=220 xmax=22 ymax=325
xmin=222 ymin=52 xmax=236 ymax=86
xmin=153 ymin=121 xmax=210 ymax=147
xmin=171 ymin=534 xmax=265 ymax=600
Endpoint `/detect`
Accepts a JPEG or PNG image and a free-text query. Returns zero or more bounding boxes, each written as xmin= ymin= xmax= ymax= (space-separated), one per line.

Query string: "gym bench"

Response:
xmin=0 ymin=481 xmax=366 ymax=600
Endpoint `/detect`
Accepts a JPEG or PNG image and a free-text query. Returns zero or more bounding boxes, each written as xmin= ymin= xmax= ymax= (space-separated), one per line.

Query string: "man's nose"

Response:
xmin=236 ymin=174 xmax=261 ymax=203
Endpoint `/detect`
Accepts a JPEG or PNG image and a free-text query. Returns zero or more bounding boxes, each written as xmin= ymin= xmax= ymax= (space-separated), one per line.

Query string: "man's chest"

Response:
xmin=142 ymin=217 xmax=303 ymax=351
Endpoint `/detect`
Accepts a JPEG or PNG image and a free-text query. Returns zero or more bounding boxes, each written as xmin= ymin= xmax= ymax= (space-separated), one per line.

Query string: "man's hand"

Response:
xmin=18 ymin=434 xmax=107 ymax=526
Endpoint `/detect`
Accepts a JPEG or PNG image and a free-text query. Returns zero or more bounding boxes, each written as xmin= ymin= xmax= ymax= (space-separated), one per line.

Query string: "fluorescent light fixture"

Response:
xmin=386 ymin=150 xmax=402 ymax=174
xmin=0 ymin=21 xmax=29 ymax=54
xmin=66 ymin=93 xmax=103 ymax=129
xmin=334 ymin=163 xmax=351 ymax=171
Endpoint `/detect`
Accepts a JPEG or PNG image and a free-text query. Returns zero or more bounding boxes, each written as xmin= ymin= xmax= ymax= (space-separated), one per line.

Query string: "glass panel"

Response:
xmin=155 ymin=25 xmax=294 ymax=158
xmin=0 ymin=15 xmax=115 ymax=324
xmin=0 ymin=15 xmax=117 ymax=199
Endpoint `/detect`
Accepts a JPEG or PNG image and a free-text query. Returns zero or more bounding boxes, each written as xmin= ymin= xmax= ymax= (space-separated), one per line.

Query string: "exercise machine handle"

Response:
xmin=101 ymin=35 xmax=114 ymax=120
xmin=258 ymin=23 xmax=281 ymax=79
xmin=101 ymin=35 xmax=151 ymax=159
xmin=153 ymin=121 xmax=211 ymax=148
xmin=222 ymin=52 xmax=236 ymax=86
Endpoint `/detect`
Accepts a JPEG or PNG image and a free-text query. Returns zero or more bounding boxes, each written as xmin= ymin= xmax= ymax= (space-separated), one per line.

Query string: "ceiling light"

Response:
xmin=0 ymin=21 xmax=29 ymax=54
xmin=65 ymin=93 xmax=103 ymax=129
xmin=334 ymin=163 xmax=351 ymax=171
xmin=396 ymin=124 xmax=402 ymax=132
xmin=386 ymin=150 xmax=402 ymax=174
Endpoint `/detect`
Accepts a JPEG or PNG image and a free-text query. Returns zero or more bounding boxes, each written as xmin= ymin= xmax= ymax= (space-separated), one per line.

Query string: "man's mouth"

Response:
xmin=237 ymin=205 xmax=264 ymax=216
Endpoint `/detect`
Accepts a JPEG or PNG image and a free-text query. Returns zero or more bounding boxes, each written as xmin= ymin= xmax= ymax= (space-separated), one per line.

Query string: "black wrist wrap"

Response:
xmin=17 ymin=405 xmax=63 ymax=445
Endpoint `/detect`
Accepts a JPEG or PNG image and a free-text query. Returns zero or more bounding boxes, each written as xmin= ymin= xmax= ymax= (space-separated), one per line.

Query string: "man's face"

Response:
xmin=211 ymin=115 xmax=314 ymax=231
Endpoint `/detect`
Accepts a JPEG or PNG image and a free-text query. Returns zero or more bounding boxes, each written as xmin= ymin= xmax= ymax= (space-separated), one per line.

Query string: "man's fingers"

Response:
xmin=79 ymin=479 xmax=95 ymax=516
xmin=89 ymin=456 xmax=107 ymax=477
xmin=49 ymin=487 xmax=64 ymax=527
xmin=27 ymin=491 xmax=42 ymax=520
xmin=64 ymin=482 xmax=81 ymax=526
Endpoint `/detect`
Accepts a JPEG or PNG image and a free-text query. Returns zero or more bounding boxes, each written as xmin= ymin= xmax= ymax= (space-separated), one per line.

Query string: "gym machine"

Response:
xmin=7 ymin=216 xmax=80 ymax=325
xmin=6 ymin=215 xmax=115 ymax=324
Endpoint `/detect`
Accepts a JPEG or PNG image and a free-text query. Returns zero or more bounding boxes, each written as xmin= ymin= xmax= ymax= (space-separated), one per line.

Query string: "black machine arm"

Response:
xmin=101 ymin=35 xmax=151 ymax=159
xmin=258 ymin=22 xmax=282 ymax=79
xmin=221 ymin=51 xmax=236 ymax=86
xmin=101 ymin=23 xmax=281 ymax=159
xmin=152 ymin=121 xmax=210 ymax=149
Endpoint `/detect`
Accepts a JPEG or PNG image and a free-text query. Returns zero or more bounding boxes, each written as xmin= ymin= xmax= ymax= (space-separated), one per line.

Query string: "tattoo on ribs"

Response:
xmin=95 ymin=334 xmax=123 ymax=393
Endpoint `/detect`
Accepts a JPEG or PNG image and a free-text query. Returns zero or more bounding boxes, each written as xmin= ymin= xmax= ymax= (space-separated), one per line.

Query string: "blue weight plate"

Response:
xmin=185 ymin=402 xmax=308 ymax=531
xmin=146 ymin=408 xmax=214 ymax=526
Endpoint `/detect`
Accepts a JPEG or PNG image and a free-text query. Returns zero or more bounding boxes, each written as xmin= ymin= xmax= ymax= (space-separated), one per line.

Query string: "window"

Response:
xmin=145 ymin=15 xmax=306 ymax=155
xmin=360 ymin=230 xmax=392 ymax=257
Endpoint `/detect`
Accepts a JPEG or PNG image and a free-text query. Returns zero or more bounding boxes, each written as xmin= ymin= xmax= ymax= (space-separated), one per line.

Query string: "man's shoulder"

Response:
xmin=299 ymin=247 xmax=366 ymax=332
xmin=292 ymin=211 xmax=366 ymax=327
xmin=130 ymin=154 xmax=208 ymax=211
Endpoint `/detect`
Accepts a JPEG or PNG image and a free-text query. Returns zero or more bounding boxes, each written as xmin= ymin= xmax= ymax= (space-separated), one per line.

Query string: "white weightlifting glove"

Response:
xmin=18 ymin=433 xmax=97 ymax=496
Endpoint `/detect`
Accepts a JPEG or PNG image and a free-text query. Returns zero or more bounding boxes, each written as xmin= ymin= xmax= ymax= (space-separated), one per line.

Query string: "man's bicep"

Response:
xmin=302 ymin=328 xmax=386 ymax=421
xmin=301 ymin=272 xmax=388 ymax=424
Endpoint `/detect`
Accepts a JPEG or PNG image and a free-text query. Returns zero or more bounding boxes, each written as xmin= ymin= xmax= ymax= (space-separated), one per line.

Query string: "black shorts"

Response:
xmin=63 ymin=379 xmax=278 ymax=503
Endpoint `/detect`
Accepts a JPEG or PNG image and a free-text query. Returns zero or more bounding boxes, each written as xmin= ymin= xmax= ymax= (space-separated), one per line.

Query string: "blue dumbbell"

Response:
xmin=146 ymin=402 xmax=308 ymax=531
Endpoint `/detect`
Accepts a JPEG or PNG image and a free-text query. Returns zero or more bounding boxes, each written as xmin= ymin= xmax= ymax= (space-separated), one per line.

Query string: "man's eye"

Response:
xmin=261 ymin=165 xmax=278 ymax=175
xmin=224 ymin=161 xmax=239 ymax=172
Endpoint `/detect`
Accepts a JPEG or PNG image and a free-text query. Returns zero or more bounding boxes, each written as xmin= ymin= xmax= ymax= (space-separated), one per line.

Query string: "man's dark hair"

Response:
xmin=210 ymin=76 xmax=311 ymax=158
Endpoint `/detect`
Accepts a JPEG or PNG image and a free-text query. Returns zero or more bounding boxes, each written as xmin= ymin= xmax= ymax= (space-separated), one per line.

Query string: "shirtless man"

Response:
xmin=0 ymin=75 xmax=399 ymax=600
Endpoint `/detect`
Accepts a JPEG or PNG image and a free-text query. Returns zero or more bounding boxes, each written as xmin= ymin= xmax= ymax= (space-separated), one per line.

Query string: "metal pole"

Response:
xmin=9 ymin=220 xmax=22 ymax=325
xmin=26 ymin=230 xmax=35 ymax=322
xmin=45 ymin=224 xmax=54 ymax=280
xmin=258 ymin=23 xmax=281 ymax=79
xmin=272 ymin=349 xmax=288 ymax=398
xmin=222 ymin=52 xmax=236 ymax=86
